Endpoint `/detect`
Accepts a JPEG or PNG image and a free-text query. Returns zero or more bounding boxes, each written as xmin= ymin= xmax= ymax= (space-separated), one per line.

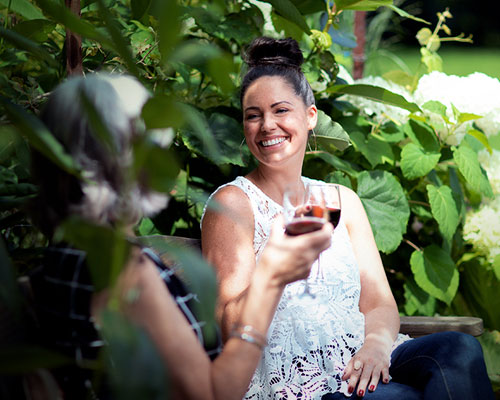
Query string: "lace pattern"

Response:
xmin=203 ymin=176 xmax=410 ymax=399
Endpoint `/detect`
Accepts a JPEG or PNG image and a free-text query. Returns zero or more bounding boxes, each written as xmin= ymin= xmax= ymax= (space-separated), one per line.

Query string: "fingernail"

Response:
xmin=383 ymin=378 xmax=389 ymax=384
xmin=358 ymin=389 xmax=365 ymax=397
xmin=369 ymin=385 xmax=375 ymax=391
xmin=348 ymin=386 xmax=354 ymax=394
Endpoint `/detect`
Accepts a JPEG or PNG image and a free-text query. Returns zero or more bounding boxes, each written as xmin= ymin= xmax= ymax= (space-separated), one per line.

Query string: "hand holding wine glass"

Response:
xmin=283 ymin=183 xmax=327 ymax=297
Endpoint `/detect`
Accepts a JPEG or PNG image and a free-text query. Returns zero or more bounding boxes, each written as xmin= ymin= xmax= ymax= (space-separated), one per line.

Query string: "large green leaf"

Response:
xmin=410 ymin=245 xmax=459 ymax=305
xmin=0 ymin=97 xmax=80 ymax=176
xmin=334 ymin=0 xmax=392 ymax=11
xmin=0 ymin=0 xmax=44 ymax=20
xmin=357 ymin=170 xmax=410 ymax=253
xmin=387 ymin=4 xmax=430 ymax=24
xmin=0 ymin=26 xmax=57 ymax=66
xmin=349 ymin=130 xmax=394 ymax=168
xmin=263 ymin=0 xmax=311 ymax=34
xmin=329 ymin=84 xmax=421 ymax=113
xmin=142 ymin=95 xmax=185 ymax=130
xmin=100 ymin=310 xmax=168 ymax=400
xmin=453 ymin=144 xmax=493 ymax=198
xmin=403 ymin=278 xmax=436 ymax=316
xmin=132 ymin=138 xmax=180 ymax=194
xmin=400 ymin=142 xmax=441 ymax=180
xmin=181 ymin=111 xmax=247 ymax=167
xmin=477 ymin=330 xmax=500 ymax=391
xmin=313 ymin=109 xmax=351 ymax=152
xmin=426 ymin=184 xmax=460 ymax=243
xmin=404 ymin=119 xmax=440 ymax=152
xmin=156 ymin=0 xmax=181 ymax=60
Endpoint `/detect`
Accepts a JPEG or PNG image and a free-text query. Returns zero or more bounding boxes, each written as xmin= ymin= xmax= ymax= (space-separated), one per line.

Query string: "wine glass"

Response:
xmin=324 ymin=184 xmax=342 ymax=229
xmin=283 ymin=183 xmax=327 ymax=297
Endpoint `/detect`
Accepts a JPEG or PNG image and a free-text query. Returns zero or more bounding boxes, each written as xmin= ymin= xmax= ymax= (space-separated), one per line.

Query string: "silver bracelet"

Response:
xmin=229 ymin=324 xmax=268 ymax=349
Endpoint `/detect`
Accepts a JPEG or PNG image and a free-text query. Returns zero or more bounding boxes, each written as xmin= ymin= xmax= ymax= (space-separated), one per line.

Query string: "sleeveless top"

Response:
xmin=203 ymin=176 xmax=410 ymax=399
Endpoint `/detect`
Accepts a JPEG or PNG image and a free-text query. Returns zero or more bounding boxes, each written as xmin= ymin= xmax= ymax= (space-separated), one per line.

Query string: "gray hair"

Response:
xmin=32 ymin=73 xmax=168 ymax=236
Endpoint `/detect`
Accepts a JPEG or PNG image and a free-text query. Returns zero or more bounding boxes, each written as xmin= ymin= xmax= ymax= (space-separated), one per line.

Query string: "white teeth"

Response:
xmin=261 ymin=137 xmax=285 ymax=147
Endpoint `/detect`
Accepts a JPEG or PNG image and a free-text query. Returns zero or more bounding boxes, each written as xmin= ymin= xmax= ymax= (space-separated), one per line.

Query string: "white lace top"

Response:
xmin=203 ymin=176 xmax=410 ymax=399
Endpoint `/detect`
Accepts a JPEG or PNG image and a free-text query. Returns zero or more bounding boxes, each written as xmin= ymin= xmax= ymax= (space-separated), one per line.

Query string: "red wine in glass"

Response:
xmin=285 ymin=217 xmax=325 ymax=236
xmin=327 ymin=207 xmax=341 ymax=228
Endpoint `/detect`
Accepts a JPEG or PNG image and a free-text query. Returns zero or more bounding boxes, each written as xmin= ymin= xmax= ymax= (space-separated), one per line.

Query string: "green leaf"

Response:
xmin=12 ymin=19 xmax=56 ymax=43
xmin=142 ymin=95 xmax=185 ymax=130
xmin=131 ymin=0 xmax=152 ymax=21
xmin=404 ymin=119 xmax=440 ymax=152
xmin=0 ymin=26 xmax=58 ymax=66
xmin=467 ymin=129 xmax=493 ymax=154
xmin=0 ymin=345 xmax=71 ymax=374
xmin=0 ymin=97 xmax=80 ymax=176
xmin=403 ymin=278 xmax=436 ymax=316
xmin=410 ymin=245 xmax=459 ymax=305
xmin=132 ymin=138 xmax=180 ymax=193
xmin=312 ymin=110 xmax=351 ymax=152
xmin=426 ymin=184 xmax=460 ymax=242
xmin=453 ymin=144 xmax=493 ymax=198
xmin=334 ymin=0 xmax=392 ymax=11
xmin=99 ymin=310 xmax=168 ymax=400
xmin=387 ymin=4 xmax=430 ymax=24
xmin=477 ymin=330 xmax=500 ymax=390
xmin=263 ymin=0 xmax=311 ymax=33
xmin=182 ymin=111 xmax=247 ymax=166
xmin=357 ymin=170 xmax=410 ymax=253
xmin=422 ymin=100 xmax=447 ymax=117
xmin=349 ymin=131 xmax=394 ymax=168
xmin=400 ymin=142 xmax=441 ymax=179
xmin=58 ymin=218 xmax=130 ymax=291
xmin=329 ymin=84 xmax=421 ymax=113
xmin=156 ymin=0 xmax=181 ymax=60
xmin=305 ymin=151 xmax=360 ymax=176
xmin=420 ymin=47 xmax=442 ymax=72
xmin=0 ymin=0 xmax=44 ymax=20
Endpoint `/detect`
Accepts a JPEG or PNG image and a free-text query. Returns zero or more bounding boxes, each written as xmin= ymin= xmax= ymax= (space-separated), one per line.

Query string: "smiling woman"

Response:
xmin=200 ymin=37 xmax=495 ymax=400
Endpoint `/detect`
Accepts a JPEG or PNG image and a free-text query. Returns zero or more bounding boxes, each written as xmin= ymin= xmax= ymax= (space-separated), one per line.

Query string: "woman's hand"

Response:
xmin=342 ymin=337 xmax=392 ymax=397
xmin=258 ymin=216 xmax=333 ymax=287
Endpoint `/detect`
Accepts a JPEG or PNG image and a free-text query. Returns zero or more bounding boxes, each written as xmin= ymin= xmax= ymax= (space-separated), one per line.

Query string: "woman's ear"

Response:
xmin=307 ymin=104 xmax=318 ymax=130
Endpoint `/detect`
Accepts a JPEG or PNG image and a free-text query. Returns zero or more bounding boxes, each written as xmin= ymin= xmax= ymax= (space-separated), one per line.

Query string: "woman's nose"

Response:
xmin=261 ymin=114 xmax=277 ymax=132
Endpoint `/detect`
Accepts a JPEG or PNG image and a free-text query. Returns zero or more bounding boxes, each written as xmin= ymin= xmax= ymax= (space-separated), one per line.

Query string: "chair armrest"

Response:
xmin=400 ymin=316 xmax=484 ymax=337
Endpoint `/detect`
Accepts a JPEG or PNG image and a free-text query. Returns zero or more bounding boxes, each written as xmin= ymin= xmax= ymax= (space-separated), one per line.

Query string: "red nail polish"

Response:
xmin=383 ymin=378 xmax=389 ymax=384
xmin=348 ymin=386 xmax=354 ymax=394
xmin=358 ymin=389 xmax=365 ymax=397
xmin=369 ymin=385 xmax=375 ymax=391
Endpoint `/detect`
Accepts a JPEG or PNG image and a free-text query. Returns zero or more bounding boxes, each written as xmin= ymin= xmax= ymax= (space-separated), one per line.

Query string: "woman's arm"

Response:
xmin=339 ymin=186 xmax=400 ymax=396
xmin=94 ymin=187 xmax=332 ymax=400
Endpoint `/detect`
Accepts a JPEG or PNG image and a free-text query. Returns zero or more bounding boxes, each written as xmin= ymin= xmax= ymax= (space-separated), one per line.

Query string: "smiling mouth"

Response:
xmin=260 ymin=137 xmax=286 ymax=147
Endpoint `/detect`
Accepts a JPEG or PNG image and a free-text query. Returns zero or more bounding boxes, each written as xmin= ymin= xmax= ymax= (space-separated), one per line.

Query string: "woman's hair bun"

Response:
xmin=245 ymin=37 xmax=303 ymax=69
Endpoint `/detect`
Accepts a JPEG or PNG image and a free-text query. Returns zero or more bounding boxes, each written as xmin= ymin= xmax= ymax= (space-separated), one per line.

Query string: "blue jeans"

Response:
xmin=322 ymin=331 xmax=494 ymax=400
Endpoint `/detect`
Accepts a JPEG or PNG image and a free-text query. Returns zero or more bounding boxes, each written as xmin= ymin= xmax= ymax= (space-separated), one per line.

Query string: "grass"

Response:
xmin=363 ymin=46 xmax=500 ymax=80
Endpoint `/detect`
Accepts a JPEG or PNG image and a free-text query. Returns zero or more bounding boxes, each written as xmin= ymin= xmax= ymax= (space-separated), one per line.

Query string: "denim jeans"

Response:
xmin=322 ymin=331 xmax=494 ymax=400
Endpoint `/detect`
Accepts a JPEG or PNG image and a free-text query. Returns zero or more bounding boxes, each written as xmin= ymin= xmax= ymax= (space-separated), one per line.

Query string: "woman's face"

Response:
xmin=242 ymin=76 xmax=317 ymax=168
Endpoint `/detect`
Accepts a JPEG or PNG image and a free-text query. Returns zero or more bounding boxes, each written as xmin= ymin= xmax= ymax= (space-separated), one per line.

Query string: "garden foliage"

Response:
xmin=1 ymin=0 xmax=499 ymax=394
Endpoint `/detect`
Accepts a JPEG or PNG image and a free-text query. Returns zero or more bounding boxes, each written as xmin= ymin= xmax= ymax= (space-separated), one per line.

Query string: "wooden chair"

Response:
xmin=142 ymin=235 xmax=484 ymax=338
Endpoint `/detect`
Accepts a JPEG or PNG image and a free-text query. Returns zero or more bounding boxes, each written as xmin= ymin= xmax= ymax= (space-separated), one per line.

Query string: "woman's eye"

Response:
xmin=276 ymin=108 xmax=288 ymax=114
xmin=246 ymin=114 xmax=259 ymax=120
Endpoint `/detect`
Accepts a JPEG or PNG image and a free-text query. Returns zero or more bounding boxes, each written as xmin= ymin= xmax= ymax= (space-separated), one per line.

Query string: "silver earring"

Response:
xmin=239 ymin=138 xmax=246 ymax=149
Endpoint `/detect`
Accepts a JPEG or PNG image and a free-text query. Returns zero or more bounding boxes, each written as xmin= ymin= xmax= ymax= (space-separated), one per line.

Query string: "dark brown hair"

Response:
xmin=240 ymin=37 xmax=315 ymax=106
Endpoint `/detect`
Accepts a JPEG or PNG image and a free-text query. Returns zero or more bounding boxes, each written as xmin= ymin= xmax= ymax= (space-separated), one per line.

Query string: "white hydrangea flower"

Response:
xmin=478 ymin=149 xmax=500 ymax=196
xmin=339 ymin=76 xmax=413 ymax=124
xmin=464 ymin=196 xmax=500 ymax=264
xmin=414 ymin=71 xmax=500 ymax=144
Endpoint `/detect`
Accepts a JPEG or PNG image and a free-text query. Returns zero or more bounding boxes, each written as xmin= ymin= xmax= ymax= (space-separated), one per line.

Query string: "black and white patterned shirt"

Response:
xmin=30 ymin=243 xmax=221 ymax=398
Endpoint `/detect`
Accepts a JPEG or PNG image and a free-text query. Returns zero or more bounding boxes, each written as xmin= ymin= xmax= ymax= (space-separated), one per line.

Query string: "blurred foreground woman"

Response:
xmin=28 ymin=73 xmax=332 ymax=399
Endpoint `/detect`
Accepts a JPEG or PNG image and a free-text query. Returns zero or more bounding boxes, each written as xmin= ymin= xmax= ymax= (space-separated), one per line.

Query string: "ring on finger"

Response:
xmin=353 ymin=360 xmax=363 ymax=371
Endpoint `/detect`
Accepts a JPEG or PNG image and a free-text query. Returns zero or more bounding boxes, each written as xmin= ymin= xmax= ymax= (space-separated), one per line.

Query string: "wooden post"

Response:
xmin=65 ymin=0 xmax=83 ymax=76
xmin=352 ymin=11 xmax=366 ymax=80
